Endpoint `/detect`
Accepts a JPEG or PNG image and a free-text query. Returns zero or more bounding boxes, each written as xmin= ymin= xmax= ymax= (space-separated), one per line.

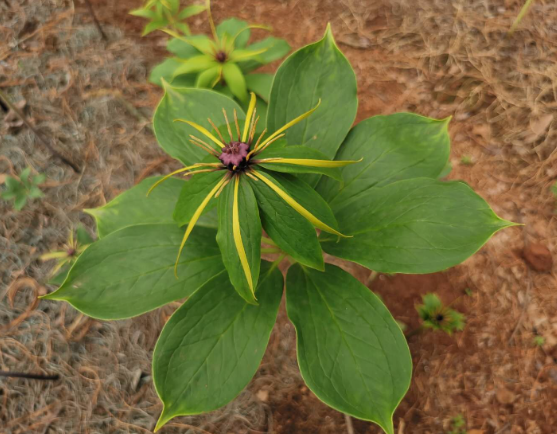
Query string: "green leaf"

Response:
xmin=76 ymin=224 xmax=94 ymax=245
xmin=267 ymin=26 xmax=356 ymax=165
xmin=256 ymin=146 xmax=343 ymax=181
xmin=172 ymin=54 xmax=217 ymax=77
xmin=177 ymin=4 xmax=205 ymax=19
xmin=173 ymin=171 xmax=224 ymax=227
xmin=153 ymin=260 xmax=283 ymax=430
xmin=129 ymin=8 xmax=157 ymax=19
xmin=142 ymin=20 xmax=166 ymax=36
xmin=321 ymin=178 xmax=515 ymax=274
xmin=317 ymin=113 xmax=451 ymax=206
xmin=239 ymin=37 xmax=291 ymax=72
xmin=216 ymin=176 xmax=261 ymax=304
xmin=85 ymin=176 xmax=183 ymax=238
xmin=245 ymin=73 xmax=273 ymax=103
xmin=28 ymin=186 xmax=43 ymax=199
xmin=222 ymin=62 xmax=248 ymax=102
xmin=217 ymin=18 xmax=250 ymax=48
xmin=286 ymin=264 xmax=412 ymax=434
xmin=154 ymin=86 xmax=245 ymax=165
xmin=196 ymin=65 xmax=221 ymax=88
xmin=14 ymin=195 xmax=27 ymax=211
xmin=41 ymin=224 xmax=224 ymax=320
xmin=248 ymin=173 xmax=324 ymax=270
xmin=149 ymin=57 xmax=196 ymax=87
xmin=167 ymin=36 xmax=202 ymax=57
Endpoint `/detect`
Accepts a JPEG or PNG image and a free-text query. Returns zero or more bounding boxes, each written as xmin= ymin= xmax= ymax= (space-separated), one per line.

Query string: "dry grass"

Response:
xmin=1 ymin=0 xmax=556 ymax=433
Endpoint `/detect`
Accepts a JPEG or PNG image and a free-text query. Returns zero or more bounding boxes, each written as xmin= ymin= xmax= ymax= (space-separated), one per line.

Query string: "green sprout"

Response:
xmin=40 ymin=225 xmax=94 ymax=285
xmin=460 ymin=155 xmax=473 ymax=165
xmin=147 ymin=0 xmax=290 ymax=113
xmin=533 ymin=335 xmax=545 ymax=347
xmin=130 ymin=0 xmax=206 ymax=36
xmin=552 ymin=181 xmax=557 ymax=199
xmin=0 ymin=167 xmax=45 ymax=211
xmin=416 ymin=293 xmax=465 ymax=335
xmin=448 ymin=414 xmax=467 ymax=434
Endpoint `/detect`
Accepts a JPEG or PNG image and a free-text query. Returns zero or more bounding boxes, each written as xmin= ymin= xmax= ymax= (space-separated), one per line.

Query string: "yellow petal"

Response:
xmin=147 ymin=164 xmax=213 ymax=196
xmin=233 ymin=175 xmax=255 ymax=297
xmin=242 ymin=92 xmax=257 ymax=142
xmin=174 ymin=174 xmax=229 ymax=276
xmin=252 ymin=170 xmax=349 ymax=238
xmin=256 ymin=99 xmax=321 ymax=150
xmin=174 ymin=119 xmax=225 ymax=148
xmin=40 ymin=251 xmax=68 ymax=261
xmin=256 ymin=158 xmax=362 ymax=168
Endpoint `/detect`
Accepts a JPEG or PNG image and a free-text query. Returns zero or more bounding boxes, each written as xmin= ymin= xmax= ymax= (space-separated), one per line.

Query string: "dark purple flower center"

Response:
xmin=67 ymin=248 xmax=77 ymax=257
xmin=219 ymin=141 xmax=249 ymax=170
xmin=215 ymin=51 xmax=227 ymax=63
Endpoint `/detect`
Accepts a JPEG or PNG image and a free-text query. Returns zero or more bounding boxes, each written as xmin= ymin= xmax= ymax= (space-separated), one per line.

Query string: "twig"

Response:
xmin=83 ymin=0 xmax=108 ymax=41
xmin=0 ymin=371 xmax=60 ymax=381
xmin=0 ymin=89 xmax=80 ymax=173
xmin=344 ymin=413 xmax=355 ymax=434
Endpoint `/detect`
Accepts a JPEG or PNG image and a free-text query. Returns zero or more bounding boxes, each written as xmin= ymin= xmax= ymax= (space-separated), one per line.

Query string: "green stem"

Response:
xmin=261 ymin=236 xmax=277 ymax=247
xmin=261 ymin=248 xmax=281 ymax=254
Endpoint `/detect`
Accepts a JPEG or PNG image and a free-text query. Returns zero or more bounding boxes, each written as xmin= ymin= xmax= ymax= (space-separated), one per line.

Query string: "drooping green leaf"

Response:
xmin=173 ymin=170 xmax=225 ymax=227
xmin=317 ymin=113 xmax=451 ymax=206
xmin=167 ymin=37 xmax=202 ymax=57
xmin=256 ymin=146 xmax=344 ymax=180
xmin=286 ymin=264 xmax=412 ymax=434
xmin=154 ymin=86 xmax=245 ymax=165
xmin=247 ymin=173 xmax=324 ymax=270
xmin=239 ymin=37 xmax=291 ymax=73
xmin=267 ymin=26 xmax=357 ymax=166
xmin=222 ymin=62 xmax=248 ymax=102
xmin=216 ymin=18 xmax=250 ymax=48
xmin=196 ymin=65 xmax=221 ymax=88
xmin=143 ymin=20 xmax=166 ymax=36
xmin=129 ymin=7 xmax=157 ymax=19
xmin=321 ymin=178 xmax=515 ymax=274
xmin=41 ymin=224 xmax=224 ymax=320
xmin=245 ymin=73 xmax=273 ymax=103
xmin=177 ymin=4 xmax=206 ymax=20
xmin=85 ymin=176 xmax=183 ymax=239
xmin=216 ymin=176 xmax=261 ymax=304
xmin=172 ymin=54 xmax=217 ymax=77
xmin=153 ymin=260 xmax=283 ymax=431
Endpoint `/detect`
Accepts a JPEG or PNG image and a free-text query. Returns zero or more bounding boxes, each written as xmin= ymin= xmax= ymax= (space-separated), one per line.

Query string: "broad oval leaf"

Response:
xmin=41 ymin=224 xmax=224 ymax=320
xmin=245 ymin=73 xmax=273 ymax=103
xmin=167 ymin=36 xmax=203 ymax=57
xmin=222 ymin=62 xmax=248 ymax=102
xmin=317 ymin=113 xmax=451 ymax=206
xmin=154 ymin=86 xmax=245 ymax=165
xmin=216 ymin=176 xmax=261 ymax=304
xmin=321 ymin=178 xmax=515 ymax=274
xmin=286 ymin=264 xmax=412 ymax=434
xmin=85 ymin=176 xmax=183 ymax=238
xmin=267 ymin=26 xmax=357 ymax=164
xmin=239 ymin=37 xmax=291 ymax=73
xmin=174 ymin=171 xmax=225 ymax=227
xmin=247 ymin=174 xmax=324 ymax=270
xmin=256 ymin=145 xmax=344 ymax=181
xmin=153 ymin=261 xmax=283 ymax=431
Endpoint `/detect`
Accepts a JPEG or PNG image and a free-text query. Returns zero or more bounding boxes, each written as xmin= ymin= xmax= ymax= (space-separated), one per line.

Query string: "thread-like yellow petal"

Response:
xmin=233 ymin=176 xmax=255 ymax=296
xmin=147 ymin=166 xmax=198 ymax=196
xmin=256 ymin=158 xmax=362 ymax=168
xmin=174 ymin=119 xmax=225 ymax=148
xmin=242 ymin=92 xmax=257 ymax=142
xmin=174 ymin=174 xmax=229 ymax=276
xmin=252 ymin=170 xmax=349 ymax=238
xmin=256 ymin=100 xmax=321 ymax=150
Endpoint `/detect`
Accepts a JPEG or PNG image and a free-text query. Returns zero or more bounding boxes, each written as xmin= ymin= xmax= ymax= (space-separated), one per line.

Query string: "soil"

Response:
xmin=1 ymin=0 xmax=557 ymax=433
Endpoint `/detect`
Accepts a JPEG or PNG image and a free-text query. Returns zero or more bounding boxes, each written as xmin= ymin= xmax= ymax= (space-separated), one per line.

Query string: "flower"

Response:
xmin=149 ymin=93 xmax=361 ymax=299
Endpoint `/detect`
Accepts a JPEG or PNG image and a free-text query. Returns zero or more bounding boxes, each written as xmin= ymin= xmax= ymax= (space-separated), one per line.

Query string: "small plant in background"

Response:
xmin=533 ymin=335 xmax=545 ymax=347
xmin=0 ymin=167 xmax=45 ymax=211
xmin=417 ymin=293 xmax=466 ymax=335
xmin=460 ymin=155 xmax=473 ymax=165
xmin=448 ymin=414 xmax=467 ymax=434
xmin=141 ymin=0 xmax=290 ymax=120
xmin=42 ymin=26 xmax=514 ymax=434
xmin=552 ymin=181 xmax=557 ymax=201
xmin=40 ymin=225 xmax=94 ymax=286
xmin=130 ymin=0 xmax=206 ymax=36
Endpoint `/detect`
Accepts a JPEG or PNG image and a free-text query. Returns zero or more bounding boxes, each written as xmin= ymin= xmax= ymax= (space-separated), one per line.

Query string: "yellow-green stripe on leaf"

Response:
xmin=175 ymin=174 xmax=229 ymax=276
xmin=216 ymin=175 xmax=261 ymax=305
xmin=252 ymin=170 xmax=348 ymax=238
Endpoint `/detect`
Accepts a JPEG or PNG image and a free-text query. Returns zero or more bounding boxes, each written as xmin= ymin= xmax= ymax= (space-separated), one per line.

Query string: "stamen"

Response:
xmin=242 ymin=92 xmax=257 ymax=142
xmin=245 ymin=171 xmax=259 ymax=182
xmin=253 ymin=128 xmax=267 ymax=150
xmin=189 ymin=138 xmax=218 ymax=156
xmin=174 ymin=119 xmax=225 ymax=148
xmin=207 ymin=118 xmax=225 ymax=143
xmin=249 ymin=114 xmax=259 ymax=144
xmin=255 ymin=133 xmax=285 ymax=154
xmin=233 ymin=109 xmax=241 ymax=140
xmin=214 ymin=173 xmax=232 ymax=197
xmin=222 ymin=108 xmax=234 ymax=142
